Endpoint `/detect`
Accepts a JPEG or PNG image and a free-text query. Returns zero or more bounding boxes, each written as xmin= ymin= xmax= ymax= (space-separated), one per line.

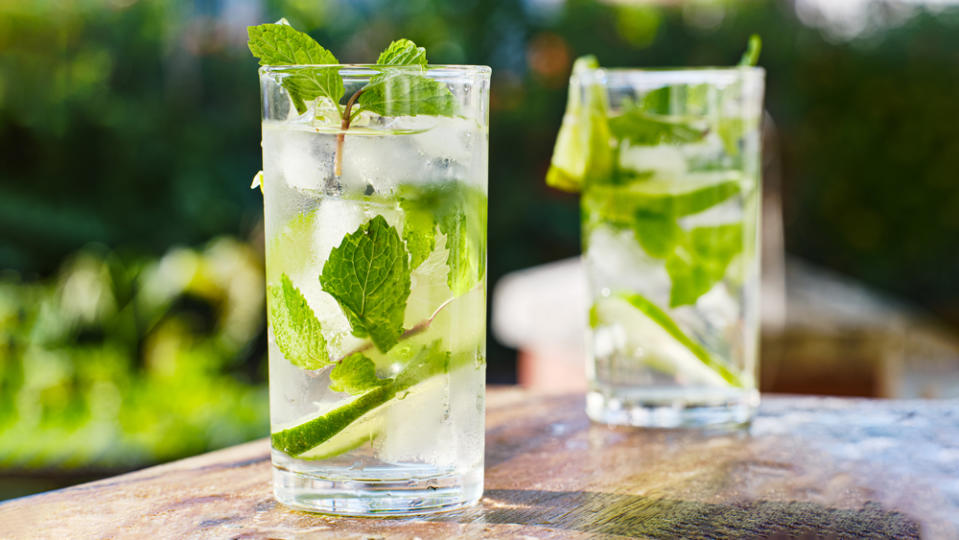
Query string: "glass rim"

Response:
xmin=259 ymin=64 xmax=491 ymax=75
xmin=577 ymin=66 xmax=764 ymax=86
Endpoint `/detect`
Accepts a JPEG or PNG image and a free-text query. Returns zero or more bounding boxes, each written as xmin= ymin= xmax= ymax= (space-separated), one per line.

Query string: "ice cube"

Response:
xmin=619 ymin=143 xmax=688 ymax=176
xmin=376 ymin=375 xmax=455 ymax=466
xmin=339 ymin=132 xmax=426 ymax=193
xmin=263 ymin=126 xmax=335 ymax=191
xmin=585 ymin=226 xmax=671 ymax=304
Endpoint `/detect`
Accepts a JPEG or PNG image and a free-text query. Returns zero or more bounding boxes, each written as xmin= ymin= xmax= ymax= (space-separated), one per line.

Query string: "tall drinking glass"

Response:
xmin=578 ymin=67 xmax=764 ymax=427
xmin=259 ymin=65 xmax=490 ymax=515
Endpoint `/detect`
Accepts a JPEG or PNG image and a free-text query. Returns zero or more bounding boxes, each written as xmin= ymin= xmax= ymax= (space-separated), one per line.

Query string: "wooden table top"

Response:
xmin=2 ymin=388 xmax=957 ymax=539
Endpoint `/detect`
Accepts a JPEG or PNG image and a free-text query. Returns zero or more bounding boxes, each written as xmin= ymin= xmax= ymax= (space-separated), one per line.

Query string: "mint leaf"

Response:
xmin=400 ymin=200 xmax=436 ymax=270
xmin=377 ymin=39 xmax=427 ymax=66
xmin=583 ymin=180 xmax=740 ymax=227
xmin=632 ymin=212 xmax=682 ymax=259
xmin=440 ymin=210 xmax=485 ymax=296
xmin=397 ymin=182 xmax=487 ymax=296
xmin=330 ymin=353 xmax=391 ymax=395
xmin=247 ymin=22 xmax=343 ymax=114
xmin=437 ymin=185 xmax=487 ymax=296
xmin=738 ymin=34 xmax=762 ymax=67
xmin=268 ymin=273 xmax=330 ymax=370
xmin=247 ymin=23 xmax=337 ymax=65
xmin=357 ymin=70 xmax=456 ymax=117
xmin=283 ymin=67 xmax=345 ymax=115
xmin=609 ymin=108 xmax=706 ymax=146
xmin=666 ymin=223 xmax=743 ymax=307
xmin=320 ymin=215 xmax=411 ymax=353
xmin=363 ymin=38 xmax=444 ymax=118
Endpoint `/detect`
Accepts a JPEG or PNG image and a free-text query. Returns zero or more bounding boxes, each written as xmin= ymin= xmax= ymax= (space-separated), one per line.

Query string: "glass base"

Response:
xmin=586 ymin=388 xmax=758 ymax=428
xmin=272 ymin=459 xmax=483 ymax=517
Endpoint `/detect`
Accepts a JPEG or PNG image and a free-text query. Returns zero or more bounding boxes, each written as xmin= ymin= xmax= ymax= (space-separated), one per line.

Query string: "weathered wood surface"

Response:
xmin=1 ymin=389 xmax=957 ymax=539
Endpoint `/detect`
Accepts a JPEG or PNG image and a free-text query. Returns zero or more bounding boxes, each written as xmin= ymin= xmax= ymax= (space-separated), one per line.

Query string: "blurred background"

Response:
xmin=2 ymin=0 xmax=959 ymax=499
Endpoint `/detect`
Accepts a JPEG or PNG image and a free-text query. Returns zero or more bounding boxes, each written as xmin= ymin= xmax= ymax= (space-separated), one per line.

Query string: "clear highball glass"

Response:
xmin=578 ymin=67 xmax=765 ymax=427
xmin=259 ymin=64 xmax=490 ymax=515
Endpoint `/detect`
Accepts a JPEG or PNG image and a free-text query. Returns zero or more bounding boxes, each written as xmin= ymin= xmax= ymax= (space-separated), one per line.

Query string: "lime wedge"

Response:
xmin=591 ymin=292 xmax=744 ymax=387
xmin=272 ymin=384 xmax=397 ymax=457
xmin=546 ymin=55 xmax=613 ymax=193
xmin=296 ymin=405 xmax=386 ymax=460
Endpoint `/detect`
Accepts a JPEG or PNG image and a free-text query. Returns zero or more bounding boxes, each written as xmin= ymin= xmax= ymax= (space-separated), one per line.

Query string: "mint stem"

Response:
xmin=320 ymin=295 xmax=456 ymax=370
xmin=334 ymin=88 xmax=365 ymax=177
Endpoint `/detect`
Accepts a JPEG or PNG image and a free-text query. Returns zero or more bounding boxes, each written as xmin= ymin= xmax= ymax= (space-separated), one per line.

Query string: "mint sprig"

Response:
xmin=248 ymin=24 xmax=457 ymax=175
xmin=320 ymin=215 xmax=411 ymax=353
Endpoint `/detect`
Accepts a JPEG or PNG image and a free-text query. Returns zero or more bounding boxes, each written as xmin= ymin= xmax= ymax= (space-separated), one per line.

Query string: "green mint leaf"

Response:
xmin=283 ymin=67 xmax=346 ymax=115
xmin=440 ymin=212 xmax=484 ymax=296
xmin=443 ymin=186 xmax=487 ymax=296
xmin=376 ymin=39 xmax=428 ymax=66
xmin=247 ymin=23 xmax=337 ymax=65
xmin=320 ymin=215 xmax=411 ymax=353
xmin=398 ymin=182 xmax=487 ymax=296
xmin=615 ymin=292 xmax=743 ymax=387
xmin=666 ymin=223 xmax=743 ymax=307
xmin=329 ymin=353 xmax=391 ymax=395
xmin=583 ymin=179 xmax=741 ymax=228
xmin=357 ymin=70 xmax=456 ymax=117
xmin=609 ymin=108 xmax=706 ymax=146
xmin=400 ymin=200 xmax=436 ymax=270
xmin=247 ymin=23 xmax=343 ymax=114
xmin=632 ymin=212 xmax=683 ymax=259
xmin=738 ymin=34 xmax=762 ymax=67
xmin=433 ymin=184 xmax=487 ymax=296
xmin=267 ymin=273 xmax=330 ymax=370
xmin=639 ymin=84 xmax=711 ymax=117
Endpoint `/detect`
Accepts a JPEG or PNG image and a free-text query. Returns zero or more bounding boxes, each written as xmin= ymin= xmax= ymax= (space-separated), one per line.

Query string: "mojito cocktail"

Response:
xmin=549 ymin=52 xmax=764 ymax=427
xmin=252 ymin=24 xmax=489 ymax=515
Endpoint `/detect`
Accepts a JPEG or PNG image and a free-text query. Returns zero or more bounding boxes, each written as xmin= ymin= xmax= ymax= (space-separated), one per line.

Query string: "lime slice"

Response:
xmin=546 ymin=55 xmax=613 ymax=193
xmin=272 ymin=384 xmax=397 ymax=457
xmin=591 ymin=292 xmax=743 ymax=387
xmin=296 ymin=404 xmax=386 ymax=460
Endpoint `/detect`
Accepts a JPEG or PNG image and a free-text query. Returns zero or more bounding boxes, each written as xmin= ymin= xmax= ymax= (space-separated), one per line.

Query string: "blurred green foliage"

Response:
xmin=2 ymin=0 xmax=959 ymax=477
xmin=0 ymin=238 xmax=267 ymax=469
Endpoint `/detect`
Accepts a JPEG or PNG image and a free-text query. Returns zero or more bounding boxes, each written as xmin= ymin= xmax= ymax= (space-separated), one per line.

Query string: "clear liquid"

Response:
xmin=582 ymin=140 xmax=761 ymax=427
xmin=262 ymin=120 xmax=486 ymax=514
